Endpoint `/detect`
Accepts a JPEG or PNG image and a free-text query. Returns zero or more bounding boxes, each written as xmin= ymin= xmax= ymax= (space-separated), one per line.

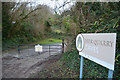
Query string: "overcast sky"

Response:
xmin=35 ymin=0 xmax=74 ymax=9
xmin=27 ymin=0 xmax=75 ymax=13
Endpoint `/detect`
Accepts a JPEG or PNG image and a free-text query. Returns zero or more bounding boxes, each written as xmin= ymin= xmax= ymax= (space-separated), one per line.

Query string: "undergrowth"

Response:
xmin=60 ymin=50 xmax=120 ymax=78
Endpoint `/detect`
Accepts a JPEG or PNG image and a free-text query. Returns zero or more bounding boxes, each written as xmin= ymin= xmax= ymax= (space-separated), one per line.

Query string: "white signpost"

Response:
xmin=76 ymin=33 xmax=116 ymax=79
xmin=35 ymin=44 xmax=43 ymax=52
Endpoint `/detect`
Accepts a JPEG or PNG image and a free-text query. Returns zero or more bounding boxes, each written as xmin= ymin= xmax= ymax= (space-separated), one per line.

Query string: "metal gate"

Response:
xmin=2 ymin=39 xmax=65 ymax=59
xmin=17 ymin=43 xmax=63 ymax=58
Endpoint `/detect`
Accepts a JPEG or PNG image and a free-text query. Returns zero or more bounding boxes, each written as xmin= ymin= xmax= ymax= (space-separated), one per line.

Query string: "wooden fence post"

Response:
xmin=62 ymin=38 xmax=64 ymax=53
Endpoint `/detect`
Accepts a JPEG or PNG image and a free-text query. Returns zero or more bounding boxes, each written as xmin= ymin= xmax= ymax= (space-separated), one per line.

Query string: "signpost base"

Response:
xmin=80 ymin=56 xmax=83 ymax=79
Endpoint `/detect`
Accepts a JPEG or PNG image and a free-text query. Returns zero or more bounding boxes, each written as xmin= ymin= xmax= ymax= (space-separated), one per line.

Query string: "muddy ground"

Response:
xmin=2 ymin=43 xmax=63 ymax=78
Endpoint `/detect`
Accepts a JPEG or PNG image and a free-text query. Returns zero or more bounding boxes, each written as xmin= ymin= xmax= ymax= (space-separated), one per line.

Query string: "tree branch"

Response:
xmin=21 ymin=7 xmax=41 ymax=20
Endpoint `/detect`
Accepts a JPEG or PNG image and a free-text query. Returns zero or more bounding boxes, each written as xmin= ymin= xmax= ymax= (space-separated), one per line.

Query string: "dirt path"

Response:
xmin=2 ymin=43 xmax=64 ymax=78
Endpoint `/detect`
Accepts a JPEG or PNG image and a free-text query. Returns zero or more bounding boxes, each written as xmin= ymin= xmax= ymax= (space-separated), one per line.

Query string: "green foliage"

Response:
xmin=83 ymin=58 xmax=108 ymax=78
xmin=48 ymin=17 xmax=54 ymax=26
xmin=44 ymin=20 xmax=52 ymax=32
xmin=44 ymin=21 xmax=51 ymax=27
xmin=2 ymin=3 xmax=54 ymax=49
xmin=60 ymin=49 xmax=120 ymax=78
xmin=2 ymin=21 xmax=40 ymax=49
xmin=62 ymin=16 xmax=72 ymax=33
xmin=60 ymin=2 xmax=120 ymax=78
xmin=60 ymin=50 xmax=80 ymax=73
xmin=21 ymin=22 xmax=33 ymax=31
xmin=2 ymin=3 xmax=12 ymax=39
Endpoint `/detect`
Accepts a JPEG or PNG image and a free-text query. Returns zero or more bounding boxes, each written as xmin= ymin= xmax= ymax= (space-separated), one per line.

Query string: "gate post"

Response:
xmin=62 ymin=38 xmax=64 ymax=53
xmin=17 ymin=45 xmax=21 ymax=58
xmin=18 ymin=45 xmax=20 ymax=54
xmin=49 ymin=45 xmax=50 ymax=56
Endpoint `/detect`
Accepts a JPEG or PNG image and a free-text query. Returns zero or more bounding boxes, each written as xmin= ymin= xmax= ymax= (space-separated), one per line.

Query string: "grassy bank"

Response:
xmin=35 ymin=38 xmax=62 ymax=44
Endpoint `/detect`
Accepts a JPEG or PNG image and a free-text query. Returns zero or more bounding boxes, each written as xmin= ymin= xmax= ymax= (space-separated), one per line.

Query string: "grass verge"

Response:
xmin=35 ymin=38 xmax=62 ymax=44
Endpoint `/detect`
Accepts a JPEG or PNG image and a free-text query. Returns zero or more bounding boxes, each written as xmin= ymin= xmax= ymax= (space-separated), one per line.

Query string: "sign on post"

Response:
xmin=35 ymin=44 xmax=43 ymax=52
xmin=76 ymin=33 xmax=116 ymax=70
